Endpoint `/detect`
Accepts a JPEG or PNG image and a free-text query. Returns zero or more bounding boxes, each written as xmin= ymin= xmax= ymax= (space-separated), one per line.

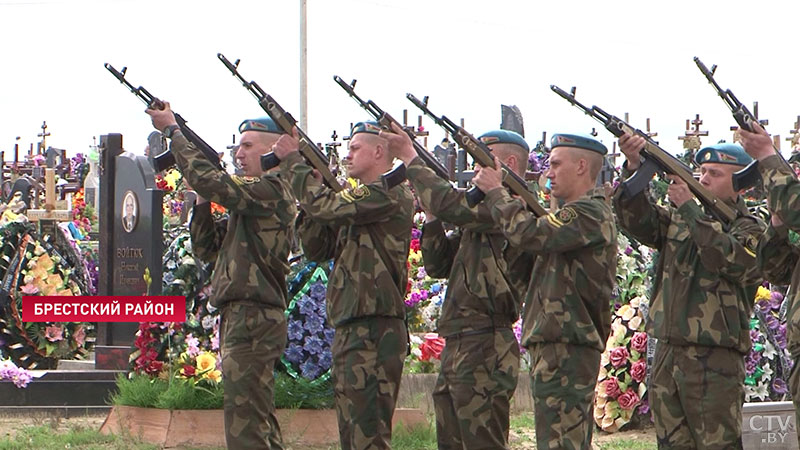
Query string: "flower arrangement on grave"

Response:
xmin=404 ymin=211 xmax=445 ymax=333
xmin=406 ymin=332 xmax=445 ymax=374
xmin=745 ymin=285 xmax=793 ymax=401
xmin=593 ymin=232 xmax=655 ymax=432
xmin=0 ymin=351 xmax=33 ymax=388
xmin=69 ymin=188 xmax=95 ymax=237
xmin=0 ymin=222 xmax=94 ymax=368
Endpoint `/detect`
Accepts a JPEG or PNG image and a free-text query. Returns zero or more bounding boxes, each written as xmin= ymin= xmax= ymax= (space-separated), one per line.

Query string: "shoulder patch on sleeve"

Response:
xmin=231 ymin=175 xmax=261 ymax=186
xmin=556 ymin=207 xmax=578 ymax=224
xmin=338 ymin=185 xmax=371 ymax=203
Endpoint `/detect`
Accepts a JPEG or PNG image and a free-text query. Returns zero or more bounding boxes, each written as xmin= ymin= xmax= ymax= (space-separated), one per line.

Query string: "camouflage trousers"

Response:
xmin=433 ymin=328 xmax=519 ymax=450
xmin=787 ymin=355 xmax=800 ymax=448
xmin=220 ymin=302 xmax=287 ymax=450
xmin=528 ymin=342 xmax=600 ymax=450
xmin=332 ymin=317 xmax=407 ymax=450
xmin=651 ymin=342 xmax=745 ymax=450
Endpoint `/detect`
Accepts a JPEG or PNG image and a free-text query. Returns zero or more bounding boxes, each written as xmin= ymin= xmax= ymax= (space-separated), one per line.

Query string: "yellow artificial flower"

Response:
xmin=755 ymin=286 xmax=771 ymax=302
xmin=196 ymin=352 xmax=217 ymax=372
xmin=205 ymin=369 xmax=222 ymax=383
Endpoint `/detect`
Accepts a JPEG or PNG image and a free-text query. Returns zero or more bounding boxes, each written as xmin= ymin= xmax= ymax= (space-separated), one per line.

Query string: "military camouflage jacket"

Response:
xmin=614 ymin=167 xmax=764 ymax=354
xmin=279 ymin=152 xmax=414 ymax=327
xmin=408 ymin=158 xmax=534 ymax=337
xmin=755 ymin=154 xmax=800 ymax=357
xmin=485 ymin=186 xmax=617 ymax=352
xmin=170 ymin=131 xmax=297 ymax=310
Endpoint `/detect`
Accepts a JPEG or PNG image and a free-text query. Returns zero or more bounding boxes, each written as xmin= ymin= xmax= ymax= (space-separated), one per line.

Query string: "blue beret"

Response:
xmin=238 ymin=117 xmax=283 ymax=134
xmin=350 ymin=121 xmax=382 ymax=136
xmin=478 ymin=130 xmax=530 ymax=152
xmin=694 ymin=142 xmax=752 ymax=166
xmin=551 ymin=133 xmax=607 ymax=155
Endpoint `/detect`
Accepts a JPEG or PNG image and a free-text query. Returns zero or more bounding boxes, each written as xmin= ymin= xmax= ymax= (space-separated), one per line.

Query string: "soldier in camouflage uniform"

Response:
xmin=147 ymin=107 xmax=296 ymax=450
xmin=385 ymin=124 xmax=534 ymax=449
xmin=472 ymin=133 xmax=617 ymax=450
xmin=272 ymin=122 xmax=413 ymax=450
xmin=615 ymin=134 xmax=764 ymax=450
xmin=741 ymin=123 xmax=800 ymax=446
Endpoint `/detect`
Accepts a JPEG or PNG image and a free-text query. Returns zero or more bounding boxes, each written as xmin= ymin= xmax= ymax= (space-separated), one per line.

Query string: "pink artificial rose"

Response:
xmin=631 ymin=332 xmax=648 ymax=353
xmin=609 ymin=347 xmax=630 ymax=368
xmin=604 ymin=378 xmax=622 ymax=399
xmin=73 ymin=325 xmax=86 ymax=347
xmin=630 ymin=360 xmax=647 ymax=383
xmin=618 ymin=388 xmax=641 ymax=410
xmin=44 ymin=325 xmax=64 ymax=342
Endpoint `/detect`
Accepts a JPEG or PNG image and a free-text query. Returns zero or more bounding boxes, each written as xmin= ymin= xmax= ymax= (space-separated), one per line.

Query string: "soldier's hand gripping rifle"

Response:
xmin=217 ymin=53 xmax=347 ymax=192
xmin=332 ymin=76 xmax=451 ymax=181
xmin=694 ymin=57 xmax=792 ymax=191
xmin=104 ymin=63 xmax=223 ymax=172
xmin=551 ymin=85 xmax=737 ymax=225
xmin=407 ymin=93 xmax=548 ymax=217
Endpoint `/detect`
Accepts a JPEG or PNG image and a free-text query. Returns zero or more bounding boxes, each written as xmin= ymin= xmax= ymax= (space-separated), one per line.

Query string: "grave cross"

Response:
xmin=37 ymin=121 xmax=50 ymax=155
xmin=27 ymin=168 xmax=73 ymax=238
xmin=787 ymin=116 xmax=800 ymax=153
xmin=678 ymin=114 xmax=709 ymax=152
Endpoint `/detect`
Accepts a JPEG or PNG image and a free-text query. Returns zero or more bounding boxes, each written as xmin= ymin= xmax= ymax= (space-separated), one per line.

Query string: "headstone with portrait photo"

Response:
xmin=96 ymin=133 xmax=164 ymax=369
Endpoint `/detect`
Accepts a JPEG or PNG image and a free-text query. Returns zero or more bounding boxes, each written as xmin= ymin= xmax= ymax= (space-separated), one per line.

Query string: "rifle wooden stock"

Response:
xmin=551 ymin=84 xmax=736 ymax=225
xmin=406 ymin=93 xmax=547 ymax=217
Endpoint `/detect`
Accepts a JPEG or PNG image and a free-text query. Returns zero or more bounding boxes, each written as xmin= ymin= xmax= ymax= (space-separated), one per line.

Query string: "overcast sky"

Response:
xmin=2 ymin=0 xmax=799 ymax=165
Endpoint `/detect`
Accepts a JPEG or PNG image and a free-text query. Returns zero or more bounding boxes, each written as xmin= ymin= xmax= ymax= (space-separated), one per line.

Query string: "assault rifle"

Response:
xmin=104 ymin=63 xmax=222 ymax=172
xmin=217 ymin=53 xmax=347 ymax=192
xmin=551 ymin=85 xmax=737 ymax=225
xmin=694 ymin=57 xmax=792 ymax=191
xmin=407 ymin=93 xmax=547 ymax=217
xmin=332 ymin=76 xmax=451 ymax=181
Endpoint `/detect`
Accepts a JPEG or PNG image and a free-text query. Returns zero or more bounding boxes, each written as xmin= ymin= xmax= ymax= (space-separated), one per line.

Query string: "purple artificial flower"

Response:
xmin=298 ymin=295 xmax=316 ymax=316
xmin=323 ymin=328 xmax=335 ymax=345
xmin=284 ymin=343 xmax=304 ymax=364
xmin=288 ymin=319 xmax=305 ymax=341
xmin=745 ymin=356 xmax=758 ymax=375
xmin=300 ymin=359 xmax=321 ymax=380
xmin=756 ymin=299 xmax=772 ymax=313
xmin=13 ymin=370 xmax=32 ymax=388
xmin=303 ymin=335 xmax=324 ymax=355
xmin=637 ymin=397 xmax=650 ymax=416
xmin=625 ymin=246 xmax=634 ymax=256
xmin=766 ymin=315 xmax=780 ymax=331
xmin=750 ymin=329 xmax=760 ymax=343
xmin=309 ymin=282 xmax=327 ymax=302
xmin=411 ymin=228 xmax=422 ymax=240
xmin=318 ymin=351 xmax=332 ymax=371
xmin=773 ymin=378 xmax=788 ymax=395
xmin=303 ymin=314 xmax=325 ymax=335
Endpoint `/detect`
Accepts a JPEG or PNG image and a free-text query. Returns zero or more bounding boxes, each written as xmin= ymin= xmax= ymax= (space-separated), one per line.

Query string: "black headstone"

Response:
xmin=96 ymin=133 xmax=164 ymax=369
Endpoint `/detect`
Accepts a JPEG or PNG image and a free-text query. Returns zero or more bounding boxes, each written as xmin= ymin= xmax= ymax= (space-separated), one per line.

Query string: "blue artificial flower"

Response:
xmin=303 ymin=314 xmax=325 ymax=335
xmin=430 ymin=283 xmax=441 ymax=294
xmin=300 ymin=359 xmax=321 ymax=380
xmin=310 ymin=282 xmax=327 ymax=302
xmin=304 ymin=335 xmax=324 ymax=355
xmin=323 ymin=327 xmax=336 ymax=345
xmin=298 ymin=295 xmax=316 ymax=316
xmin=318 ymin=351 xmax=332 ymax=371
xmin=288 ymin=319 xmax=305 ymax=341
xmin=284 ymin=342 xmax=304 ymax=364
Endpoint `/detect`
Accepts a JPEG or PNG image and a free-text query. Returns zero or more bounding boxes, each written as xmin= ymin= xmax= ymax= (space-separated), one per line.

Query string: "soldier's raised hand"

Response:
xmin=472 ymin=158 xmax=503 ymax=194
xmin=379 ymin=122 xmax=417 ymax=166
xmin=739 ymin=121 xmax=774 ymax=161
xmin=145 ymin=101 xmax=178 ymax=133
xmin=273 ymin=127 xmax=300 ymax=160
xmin=618 ymin=132 xmax=645 ymax=171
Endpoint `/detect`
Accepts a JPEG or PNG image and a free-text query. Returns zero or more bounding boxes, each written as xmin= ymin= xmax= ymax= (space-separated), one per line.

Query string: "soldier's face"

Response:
xmin=699 ymin=162 xmax=739 ymax=201
xmin=546 ymin=147 xmax=579 ymax=200
xmin=237 ymin=131 xmax=280 ymax=177
xmin=343 ymin=134 xmax=378 ymax=181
